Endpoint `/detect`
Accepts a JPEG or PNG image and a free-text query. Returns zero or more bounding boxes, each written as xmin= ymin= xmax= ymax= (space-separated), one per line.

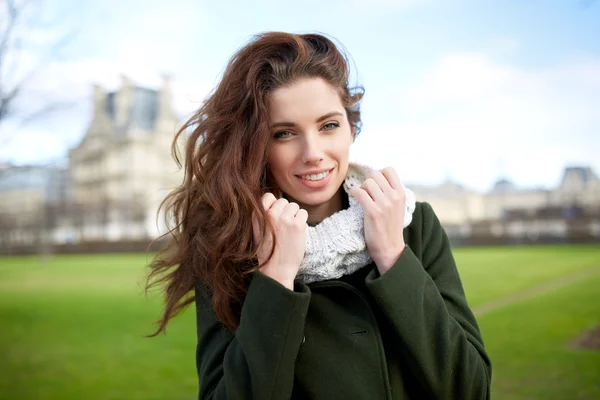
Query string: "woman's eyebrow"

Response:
xmin=316 ymin=111 xmax=343 ymax=122
xmin=271 ymin=111 xmax=344 ymax=128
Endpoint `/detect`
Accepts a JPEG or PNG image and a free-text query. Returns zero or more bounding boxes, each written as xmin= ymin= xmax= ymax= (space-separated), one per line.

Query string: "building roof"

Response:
xmin=491 ymin=178 xmax=516 ymax=193
xmin=561 ymin=166 xmax=598 ymax=185
xmin=106 ymin=86 xmax=159 ymax=133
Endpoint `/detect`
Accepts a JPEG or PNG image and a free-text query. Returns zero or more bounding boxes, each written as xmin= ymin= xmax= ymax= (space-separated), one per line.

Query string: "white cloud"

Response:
xmin=0 ymin=0 xmax=215 ymax=162
xmin=0 ymin=121 xmax=70 ymax=165
xmin=0 ymin=55 xmax=214 ymax=162
xmin=2 ymin=0 xmax=598 ymax=195
xmin=351 ymin=52 xmax=600 ymax=191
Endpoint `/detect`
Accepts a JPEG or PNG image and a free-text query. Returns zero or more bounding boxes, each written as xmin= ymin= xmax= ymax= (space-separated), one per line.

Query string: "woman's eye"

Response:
xmin=322 ymin=122 xmax=340 ymax=131
xmin=273 ymin=130 xmax=293 ymax=139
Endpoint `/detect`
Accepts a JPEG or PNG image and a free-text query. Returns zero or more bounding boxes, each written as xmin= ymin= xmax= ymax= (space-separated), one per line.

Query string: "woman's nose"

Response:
xmin=301 ymin=136 xmax=325 ymax=164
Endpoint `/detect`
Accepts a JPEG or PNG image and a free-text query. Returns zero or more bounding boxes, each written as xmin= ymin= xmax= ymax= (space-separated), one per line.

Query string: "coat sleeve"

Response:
xmin=195 ymin=271 xmax=311 ymax=400
xmin=364 ymin=202 xmax=492 ymax=399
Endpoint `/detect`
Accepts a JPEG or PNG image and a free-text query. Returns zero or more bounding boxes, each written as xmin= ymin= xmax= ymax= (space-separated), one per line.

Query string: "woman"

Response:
xmin=147 ymin=32 xmax=492 ymax=399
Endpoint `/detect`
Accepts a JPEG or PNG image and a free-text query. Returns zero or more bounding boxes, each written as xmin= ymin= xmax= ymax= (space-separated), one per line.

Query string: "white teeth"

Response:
xmin=301 ymin=170 xmax=330 ymax=181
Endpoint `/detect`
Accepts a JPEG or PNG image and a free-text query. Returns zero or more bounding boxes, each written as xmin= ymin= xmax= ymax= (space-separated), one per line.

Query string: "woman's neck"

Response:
xmin=287 ymin=187 xmax=347 ymax=226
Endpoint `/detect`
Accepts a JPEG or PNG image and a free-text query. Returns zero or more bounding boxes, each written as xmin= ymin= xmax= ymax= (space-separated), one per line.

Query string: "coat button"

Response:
xmin=301 ymin=335 xmax=306 ymax=344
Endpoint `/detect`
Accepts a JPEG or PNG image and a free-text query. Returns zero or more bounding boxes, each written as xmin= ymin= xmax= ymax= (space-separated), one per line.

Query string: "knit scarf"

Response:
xmin=296 ymin=163 xmax=416 ymax=284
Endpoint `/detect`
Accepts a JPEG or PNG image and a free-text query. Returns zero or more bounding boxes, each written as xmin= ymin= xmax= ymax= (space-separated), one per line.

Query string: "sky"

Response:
xmin=0 ymin=0 xmax=598 ymax=192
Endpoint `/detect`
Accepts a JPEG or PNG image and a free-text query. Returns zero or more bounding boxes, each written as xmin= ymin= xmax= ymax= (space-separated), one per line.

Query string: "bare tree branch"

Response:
xmin=0 ymin=1 xmax=18 ymax=66
xmin=0 ymin=0 xmax=74 ymax=138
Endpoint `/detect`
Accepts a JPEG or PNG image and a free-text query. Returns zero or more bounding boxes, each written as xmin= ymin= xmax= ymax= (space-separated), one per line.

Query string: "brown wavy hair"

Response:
xmin=145 ymin=31 xmax=364 ymax=335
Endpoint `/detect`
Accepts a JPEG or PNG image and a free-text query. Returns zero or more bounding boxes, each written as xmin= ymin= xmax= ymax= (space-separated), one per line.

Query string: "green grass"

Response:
xmin=453 ymin=245 xmax=600 ymax=307
xmin=0 ymin=245 xmax=599 ymax=399
xmin=479 ymin=274 xmax=600 ymax=399
xmin=0 ymin=254 xmax=197 ymax=400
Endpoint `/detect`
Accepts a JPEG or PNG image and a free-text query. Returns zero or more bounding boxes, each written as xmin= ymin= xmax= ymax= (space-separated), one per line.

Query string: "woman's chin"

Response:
xmin=288 ymin=189 xmax=338 ymax=208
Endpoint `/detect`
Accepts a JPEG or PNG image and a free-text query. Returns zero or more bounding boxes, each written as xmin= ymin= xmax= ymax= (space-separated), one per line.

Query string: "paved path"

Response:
xmin=472 ymin=265 xmax=600 ymax=317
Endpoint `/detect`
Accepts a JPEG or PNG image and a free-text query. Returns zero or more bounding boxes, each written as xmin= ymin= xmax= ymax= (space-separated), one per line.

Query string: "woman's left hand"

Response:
xmin=351 ymin=167 xmax=407 ymax=275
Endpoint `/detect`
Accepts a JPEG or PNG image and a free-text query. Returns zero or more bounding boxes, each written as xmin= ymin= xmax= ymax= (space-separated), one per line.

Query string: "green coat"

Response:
xmin=195 ymin=202 xmax=492 ymax=399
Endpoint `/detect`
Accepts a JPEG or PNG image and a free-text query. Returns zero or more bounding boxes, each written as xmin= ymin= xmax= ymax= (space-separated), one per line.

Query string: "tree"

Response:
xmin=0 ymin=0 xmax=73 ymax=146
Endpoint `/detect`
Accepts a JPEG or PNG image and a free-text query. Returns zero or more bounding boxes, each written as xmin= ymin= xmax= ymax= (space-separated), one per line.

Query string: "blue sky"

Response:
xmin=1 ymin=0 xmax=598 ymax=191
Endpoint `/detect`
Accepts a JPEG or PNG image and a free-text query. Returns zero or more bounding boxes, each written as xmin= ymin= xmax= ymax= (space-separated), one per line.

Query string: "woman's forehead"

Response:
xmin=268 ymin=78 xmax=345 ymax=122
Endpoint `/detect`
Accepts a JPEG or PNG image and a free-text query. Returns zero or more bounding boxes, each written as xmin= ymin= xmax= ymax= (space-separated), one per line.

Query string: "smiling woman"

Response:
xmin=267 ymin=78 xmax=355 ymax=224
xmin=145 ymin=31 xmax=492 ymax=399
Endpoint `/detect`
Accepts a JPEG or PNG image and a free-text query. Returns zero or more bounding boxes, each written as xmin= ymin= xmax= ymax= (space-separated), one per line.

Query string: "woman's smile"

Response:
xmin=296 ymin=167 xmax=334 ymax=188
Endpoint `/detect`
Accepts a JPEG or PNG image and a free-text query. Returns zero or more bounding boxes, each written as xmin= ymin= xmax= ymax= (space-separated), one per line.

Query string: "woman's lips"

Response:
xmin=296 ymin=168 xmax=334 ymax=189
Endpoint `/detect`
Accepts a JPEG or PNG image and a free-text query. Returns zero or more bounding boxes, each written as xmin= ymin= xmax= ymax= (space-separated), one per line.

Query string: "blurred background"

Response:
xmin=0 ymin=0 xmax=598 ymax=399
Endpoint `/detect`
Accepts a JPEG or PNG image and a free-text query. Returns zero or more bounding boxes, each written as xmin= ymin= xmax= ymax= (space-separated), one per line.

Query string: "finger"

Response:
xmin=261 ymin=193 xmax=277 ymax=210
xmin=252 ymin=212 xmax=272 ymax=254
xmin=369 ymin=170 xmax=394 ymax=194
xmin=380 ymin=167 xmax=402 ymax=191
xmin=351 ymin=187 xmax=375 ymax=208
xmin=281 ymin=202 xmax=300 ymax=219
xmin=267 ymin=198 xmax=289 ymax=218
xmin=296 ymin=208 xmax=309 ymax=223
xmin=361 ymin=178 xmax=386 ymax=202
xmin=252 ymin=209 xmax=271 ymax=237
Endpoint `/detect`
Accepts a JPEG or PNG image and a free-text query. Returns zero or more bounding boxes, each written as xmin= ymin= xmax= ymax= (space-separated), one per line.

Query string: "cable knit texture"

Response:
xmin=296 ymin=163 xmax=416 ymax=284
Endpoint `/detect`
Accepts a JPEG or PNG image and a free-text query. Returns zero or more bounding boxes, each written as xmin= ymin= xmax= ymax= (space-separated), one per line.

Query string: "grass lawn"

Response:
xmin=0 ymin=245 xmax=599 ymax=399
xmin=0 ymin=254 xmax=197 ymax=400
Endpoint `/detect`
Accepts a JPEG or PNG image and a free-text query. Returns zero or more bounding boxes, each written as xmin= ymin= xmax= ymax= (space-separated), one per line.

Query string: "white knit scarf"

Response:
xmin=296 ymin=163 xmax=416 ymax=284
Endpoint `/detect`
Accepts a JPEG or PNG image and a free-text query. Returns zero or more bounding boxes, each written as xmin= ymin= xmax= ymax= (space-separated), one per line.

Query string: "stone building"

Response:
xmin=413 ymin=166 xmax=600 ymax=244
xmin=0 ymin=163 xmax=69 ymax=249
xmin=68 ymin=75 xmax=183 ymax=242
xmin=1 ymin=72 xmax=598 ymax=251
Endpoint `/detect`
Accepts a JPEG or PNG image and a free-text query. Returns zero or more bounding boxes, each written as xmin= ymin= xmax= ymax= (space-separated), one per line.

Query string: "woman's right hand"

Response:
xmin=252 ymin=193 xmax=308 ymax=290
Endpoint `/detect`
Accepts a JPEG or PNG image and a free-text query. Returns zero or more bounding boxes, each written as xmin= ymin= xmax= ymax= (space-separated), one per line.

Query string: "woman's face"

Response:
xmin=267 ymin=77 xmax=354 ymax=215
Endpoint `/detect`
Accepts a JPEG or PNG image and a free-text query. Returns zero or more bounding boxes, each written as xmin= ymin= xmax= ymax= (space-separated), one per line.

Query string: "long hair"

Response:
xmin=145 ymin=31 xmax=364 ymax=334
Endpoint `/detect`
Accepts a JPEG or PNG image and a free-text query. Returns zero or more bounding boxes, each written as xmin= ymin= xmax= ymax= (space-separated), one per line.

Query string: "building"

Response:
xmin=67 ymin=75 xmax=184 ymax=242
xmin=413 ymin=166 xmax=600 ymax=244
xmin=0 ymin=163 xmax=69 ymax=249
xmin=550 ymin=166 xmax=600 ymax=208
xmin=1 ymin=71 xmax=598 ymax=252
